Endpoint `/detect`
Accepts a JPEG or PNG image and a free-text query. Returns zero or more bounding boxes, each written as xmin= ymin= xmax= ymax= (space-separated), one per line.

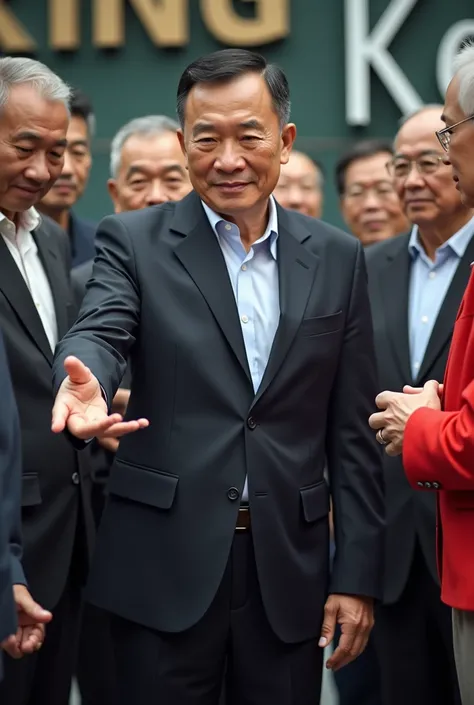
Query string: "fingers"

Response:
xmin=63 ymin=356 xmax=92 ymax=385
xmin=51 ymin=399 xmax=70 ymax=434
xmin=13 ymin=586 xmax=52 ymax=625
xmin=368 ymin=411 xmax=385 ymax=430
xmin=100 ymin=418 xmax=149 ymax=439
xmin=98 ymin=436 xmax=120 ymax=453
xmin=19 ymin=625 xmax=45 ymax=654
xmin=402 ymin=385 xmax=423 ymax=394
xmin=1 ymin=630 xmax=23 ymax=659
xmin=318 ymin=598 xmax=338 ymax=649
xmin=67 ymin=412 xmax=124 ymax=440
xmin=327 ymin=628 xmax=369 ymax=671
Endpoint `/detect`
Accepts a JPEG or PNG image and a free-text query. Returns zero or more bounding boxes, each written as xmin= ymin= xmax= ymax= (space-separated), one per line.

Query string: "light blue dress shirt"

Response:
xmin=408 ymin=216 xmax=474 ymax=379
xmin=201 ymin=197 xmax=280 ymax=501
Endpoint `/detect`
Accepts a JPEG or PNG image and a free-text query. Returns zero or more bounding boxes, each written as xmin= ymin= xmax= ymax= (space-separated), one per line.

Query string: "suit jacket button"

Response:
xmin=72 ymin=472 xmax=80 ymax=485
xmin=424 ymin=482 xmax=432 ymax=489
xmin=227 ymin=487 xmax=239 ymax=501
xmin=247 ymin=416 xmax=257 ymax=430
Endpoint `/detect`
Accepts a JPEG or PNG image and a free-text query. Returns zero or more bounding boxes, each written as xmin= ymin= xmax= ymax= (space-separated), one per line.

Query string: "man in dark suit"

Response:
xmin=38 ymin=88 xmax=96 ymax=267
xmin=0 ymin=57 xmax=94 ymax=705
xmin=366 ymin=106 xmax=470 ymax=705
xmin=52 ymin=49 xmax=384 ymax=705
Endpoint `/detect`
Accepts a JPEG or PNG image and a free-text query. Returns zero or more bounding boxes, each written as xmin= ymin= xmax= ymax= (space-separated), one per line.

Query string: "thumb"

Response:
xmin=403 ymin=385 xmax=423 ymax=395
xmin=424 ymin=379 xmax=440 ymax=395
xmin=319 ymin=599 xmax=337 ymax=648
xmin=15 ymin=589 xmax=52 ymax=624
xmin=63 ymin=356 xmax=91 ymax=385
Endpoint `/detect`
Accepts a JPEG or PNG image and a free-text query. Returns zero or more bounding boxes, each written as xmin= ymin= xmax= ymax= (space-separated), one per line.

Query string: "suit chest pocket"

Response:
xmin=299 ymin=311 xmax=343 ymax=338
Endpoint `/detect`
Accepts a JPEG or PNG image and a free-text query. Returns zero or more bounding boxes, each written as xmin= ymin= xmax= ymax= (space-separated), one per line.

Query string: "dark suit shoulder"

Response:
xmin=277 ymin=206 xmax=361 ymax=259
xmin=364 ymin=233 xmax=410 ymax=269
xmin=98 ymin=202 xmax=175 ymax=233
xmin=37 ymin=214 xmax=71 ymax=270
xmin=71 ymin=260 xmax=94 ymax=295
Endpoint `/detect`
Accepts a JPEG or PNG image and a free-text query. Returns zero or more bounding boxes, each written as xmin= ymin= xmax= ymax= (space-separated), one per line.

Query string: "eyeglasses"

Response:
xmin=436 ymin=115 xmax=474 ymax=152
xmin=344 ymin=182 xmax=396 ymax=201
xmin=386 ymin=154 xmax=445 ymax=179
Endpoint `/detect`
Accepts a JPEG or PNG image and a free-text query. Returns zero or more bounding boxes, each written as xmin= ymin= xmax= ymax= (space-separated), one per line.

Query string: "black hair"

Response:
xmin=177 ymin=48 xmax=290 ymax=128
xmin=335 ymin=139 xmax=394 ymax=195
xmin=70 ymin=87 xmax=95 ymax=137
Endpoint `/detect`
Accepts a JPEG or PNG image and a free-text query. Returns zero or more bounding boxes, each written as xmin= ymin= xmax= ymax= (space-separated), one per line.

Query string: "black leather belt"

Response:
xmin=235 ymin=506 xmax=251 ymax=531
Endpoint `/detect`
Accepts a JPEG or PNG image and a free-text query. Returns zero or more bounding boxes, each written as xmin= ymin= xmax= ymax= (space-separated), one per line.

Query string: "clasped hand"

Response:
xmin=51 ymin=356 xmax=149 ymax=440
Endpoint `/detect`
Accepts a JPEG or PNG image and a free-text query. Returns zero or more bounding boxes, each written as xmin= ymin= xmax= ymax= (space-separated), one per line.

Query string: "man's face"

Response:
xmin=40 ymin=115 xmax=91 ymax=212
xmin=442 ymin=77 xmax=474 ymax=208
xmin=108 ymin=131 xmax=191 ymax=213
xmin=340 ymin=153 xmax=408 ymax=246
xmin=0 ymin=83 xmax=68 ymax=217
xmin=392 ymin=108 xmax=465 ymax=228
xmin=274 ymin=151 xmax=323 ymax=218
xmin=177 ymin=72 xmax=295 ymax=220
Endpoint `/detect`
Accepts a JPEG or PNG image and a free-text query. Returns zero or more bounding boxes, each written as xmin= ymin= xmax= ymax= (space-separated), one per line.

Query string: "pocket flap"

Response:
xmin=22 ymin=473 xmax=42 ymax=507
xmin=300 ymin=482 xmax=329 ymax=522
xmin=300 ymin=311 xmax=343 ymax=337
xmin=108 ymin=459 xmax=179 ymax=510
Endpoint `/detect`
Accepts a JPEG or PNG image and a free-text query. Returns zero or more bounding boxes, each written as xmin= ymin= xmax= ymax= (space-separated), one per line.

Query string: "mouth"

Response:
xmin=405 ymin=199 xmax=432 ymax=207
xmin=214 ymin=182 xmax=249 ymax=193
xmin=13 ymin=185 xmax=42 ymax=196
xmin=53 ymin=183 xmax=75 ymax=193
xmin=362 ymin=220 xmax=387 ymax=232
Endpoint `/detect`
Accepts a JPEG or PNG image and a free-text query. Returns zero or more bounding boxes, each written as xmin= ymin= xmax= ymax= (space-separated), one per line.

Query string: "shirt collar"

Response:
xmin=409 ymin=215 xmax=474 ymax=261
xmin=0 ymin=207 xmax=41 ymax=240
xmin=201 ymin=196 xmax=279 ymax=259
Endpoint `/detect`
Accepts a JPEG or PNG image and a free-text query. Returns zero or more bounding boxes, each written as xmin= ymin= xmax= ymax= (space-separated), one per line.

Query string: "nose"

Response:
xmin=362 ymin=190 xmax=382 ymax=210
xmin=61 ymin=149 xmax=74 ymax=176
xmin=24 ymin=153 xmax=51 ymax=184
xmin=146 ymin=180 xmax=167 ymax=206
xmin=287 ymin=185 xmax=303 ymax=207
xmin=214 ymin=141 xmax=246 ymax=173
xmin=403 ymin=164 xmax=424 ymax=189
xmin=442 ymin=153 xmax=451 ymax=166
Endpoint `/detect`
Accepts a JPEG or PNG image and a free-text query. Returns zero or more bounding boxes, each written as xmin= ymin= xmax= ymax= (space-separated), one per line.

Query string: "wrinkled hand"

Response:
xmin=1 ymin=585 xmax=52 ymax=658
xmin=319 ymin=594 xmax=374 ymax=671
xmin=368 ymin=380 xmax=441 ymax=457
xmin=51 ymin=356 xmax=149 ymax=440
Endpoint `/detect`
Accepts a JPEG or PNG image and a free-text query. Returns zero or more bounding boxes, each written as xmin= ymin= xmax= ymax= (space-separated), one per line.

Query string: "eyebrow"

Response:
xmin=394 ymin=149 xmax=442 ymax=159
xmin=68 ymin=138 xmax=89 ymax=148
xmin=191 ymin=118 xmax=265 ymax=137
xmin=125 ymin=163 xmax=186 ymax=179
xmin=14 ymin=131 xmax=67 ymax=147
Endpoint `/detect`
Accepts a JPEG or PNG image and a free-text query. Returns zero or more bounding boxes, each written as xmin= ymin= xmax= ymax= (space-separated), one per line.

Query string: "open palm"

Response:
xmin=52 ymin=356 xmax=149 ymax=440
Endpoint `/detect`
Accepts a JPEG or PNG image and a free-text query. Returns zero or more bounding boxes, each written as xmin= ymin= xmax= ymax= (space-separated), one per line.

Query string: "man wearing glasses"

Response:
xmin=365 ymin=104 xmax=473 ymax=705
xmin=369 ymin=43 xmax=474 ymax=705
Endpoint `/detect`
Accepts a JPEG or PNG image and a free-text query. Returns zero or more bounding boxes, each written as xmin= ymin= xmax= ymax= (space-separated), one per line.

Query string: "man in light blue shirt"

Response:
xmin=366 ymin=105 xmax=473 ymax=705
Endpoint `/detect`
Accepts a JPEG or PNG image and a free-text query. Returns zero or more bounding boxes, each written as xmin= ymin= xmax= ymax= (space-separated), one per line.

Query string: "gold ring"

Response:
xmin=376 ymin=429 xmax=387 ymax=445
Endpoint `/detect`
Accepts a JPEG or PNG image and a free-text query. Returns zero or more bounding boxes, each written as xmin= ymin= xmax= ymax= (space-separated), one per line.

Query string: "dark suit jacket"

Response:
xmin=0 ymin=214 xmax=94 ymax=610
xmin=53 ymin=191 xmax=384 ymax=643
xmin=366 ymin=231 xmax=474 ymax=604
xmin=0 ymin=329 xmax=23 ymax=679
xmin=69 ymin=212 xmax=96 ymax=269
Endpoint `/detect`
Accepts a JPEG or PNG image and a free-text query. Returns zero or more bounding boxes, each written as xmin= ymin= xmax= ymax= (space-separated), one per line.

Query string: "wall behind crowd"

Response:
xmin=5 ymin=0 xmax=471 ymax=228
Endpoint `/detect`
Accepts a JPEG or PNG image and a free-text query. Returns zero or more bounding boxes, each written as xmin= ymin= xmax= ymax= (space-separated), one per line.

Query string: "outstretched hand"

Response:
xmin=51 ymin=356 xmax=149 ymax=440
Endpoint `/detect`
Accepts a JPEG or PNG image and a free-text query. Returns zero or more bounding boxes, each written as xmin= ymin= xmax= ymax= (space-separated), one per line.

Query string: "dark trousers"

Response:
xmin=76 ymin=481 xmax=118 ymax=705
xmin=0 ymin=579 xmax=81 ymax=705
xmin=111 ymin=531 xmax=323 ymax=705
xmin=374 ymin=542 xmax=461 ymax=705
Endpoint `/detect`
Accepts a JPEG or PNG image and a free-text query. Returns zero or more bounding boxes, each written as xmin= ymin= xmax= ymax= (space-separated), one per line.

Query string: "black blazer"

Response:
xmin=53 ymin=191 xmax=384 ymax=643
xmin=366 ymin=231 xmax=474 ymax=604
xmin=0 ymin=215 xmax=94 ymax=610
xmin=69 ymin=212 xmax=96 ymax=268
xmin=0 ymin=329 xmax=23 ymax=679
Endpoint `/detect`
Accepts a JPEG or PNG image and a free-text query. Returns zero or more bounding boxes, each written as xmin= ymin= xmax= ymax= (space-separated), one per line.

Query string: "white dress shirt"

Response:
xmin=0 ymin=208 xmax=58 ymax=352
xmin=201 ymin=197 xmax=280 ymax=501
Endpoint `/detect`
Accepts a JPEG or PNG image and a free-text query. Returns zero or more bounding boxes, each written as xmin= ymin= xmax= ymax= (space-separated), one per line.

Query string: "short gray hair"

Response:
xmin=0 ymin=56 xmax=70 ymax=114
xmin=110 ymin=115 xmax=180 ymax=178
xmin=453 ymin=42 xmax=474 ymax=117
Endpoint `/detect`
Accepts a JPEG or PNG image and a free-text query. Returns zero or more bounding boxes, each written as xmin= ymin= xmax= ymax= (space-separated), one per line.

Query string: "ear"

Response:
xmin=280 ymin=123 xmax=297 ymax=166
xmin=107 ymin=179 xmax=122 ymax=214
xmin=177 ymin=129 xmax=188 ymax=167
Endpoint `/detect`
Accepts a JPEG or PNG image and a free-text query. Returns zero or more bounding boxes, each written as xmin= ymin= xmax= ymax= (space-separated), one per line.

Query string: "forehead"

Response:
xmin=280 ymin=153 xmax=317 ymax=179
xmin=345 ymin=153 xmax=391 ymax=184
xmin=395 ymin=111 xmax=443 ymax=154
xmin=67 ymin=115 xmax=88 ymax=141
xmin=1 ymin=83 xmax=69 ymax=136
xmin=119 ymin=131 xmax=185 ymax=170
xmin=184 ymin=72 xmax=276 ymax=128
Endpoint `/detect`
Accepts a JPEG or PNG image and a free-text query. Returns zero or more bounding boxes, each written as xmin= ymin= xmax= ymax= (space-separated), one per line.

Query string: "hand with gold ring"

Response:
xmin=376 ymin=428 xmax=387 ymax=445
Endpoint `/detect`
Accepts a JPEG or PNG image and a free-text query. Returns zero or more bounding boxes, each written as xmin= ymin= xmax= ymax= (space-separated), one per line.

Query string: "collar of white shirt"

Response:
xmin=200 ymin=196 xmax=279 ymax=258
xmin=0 ymin=207 xmax=41 ymax=243
xmin=409 ymin=214 xmax=474 ymax=261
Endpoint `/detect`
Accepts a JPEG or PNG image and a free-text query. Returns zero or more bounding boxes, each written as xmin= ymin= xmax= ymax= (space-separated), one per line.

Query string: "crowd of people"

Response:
xmin=0 ymin=41 xmax=473 ymax=705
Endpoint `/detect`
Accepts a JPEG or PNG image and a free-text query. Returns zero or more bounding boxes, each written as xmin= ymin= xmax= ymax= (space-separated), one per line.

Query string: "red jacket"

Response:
xmin=404 ymin=266 xmax=474 ymax=610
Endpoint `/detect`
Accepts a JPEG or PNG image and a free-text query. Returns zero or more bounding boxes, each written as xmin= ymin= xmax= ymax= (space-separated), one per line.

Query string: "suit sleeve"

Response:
xmin=326 ymin=242 xmax=384 ymax=600
xmin=0 ymin=329 xmax=25 ymax=594
xmin=53 ymin=216 xmax=140 ymax=410
xmin=403 ymin=379 xmax=474 ymax=491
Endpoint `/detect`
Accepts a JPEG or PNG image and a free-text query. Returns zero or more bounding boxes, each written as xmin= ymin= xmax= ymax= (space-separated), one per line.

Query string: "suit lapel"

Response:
xmin=172 ymin=193 xmax=252 ymax=384
xmin=251 ymin=207 xmax=319 ymax=407
xmin=0 ymin=235 xmax=53 ymax=364
xmin=33 ymin=224 xmax=69 ymax=341
xmin=379 ymin=236 xmax=413 ymax=384
xmin=416 ymin=232 xmax=474 ymax=383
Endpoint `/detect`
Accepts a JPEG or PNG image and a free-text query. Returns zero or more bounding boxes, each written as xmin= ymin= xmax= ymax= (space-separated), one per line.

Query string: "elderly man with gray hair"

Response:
xmin=0 ymin=56 xmax=95 ymax=705
xmin=368 ymin=41 xmax=474 ymax=705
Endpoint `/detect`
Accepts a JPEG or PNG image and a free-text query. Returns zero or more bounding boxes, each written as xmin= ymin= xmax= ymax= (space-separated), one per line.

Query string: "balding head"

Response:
xmin=274 ymin=150 xmax=323 ymax=217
